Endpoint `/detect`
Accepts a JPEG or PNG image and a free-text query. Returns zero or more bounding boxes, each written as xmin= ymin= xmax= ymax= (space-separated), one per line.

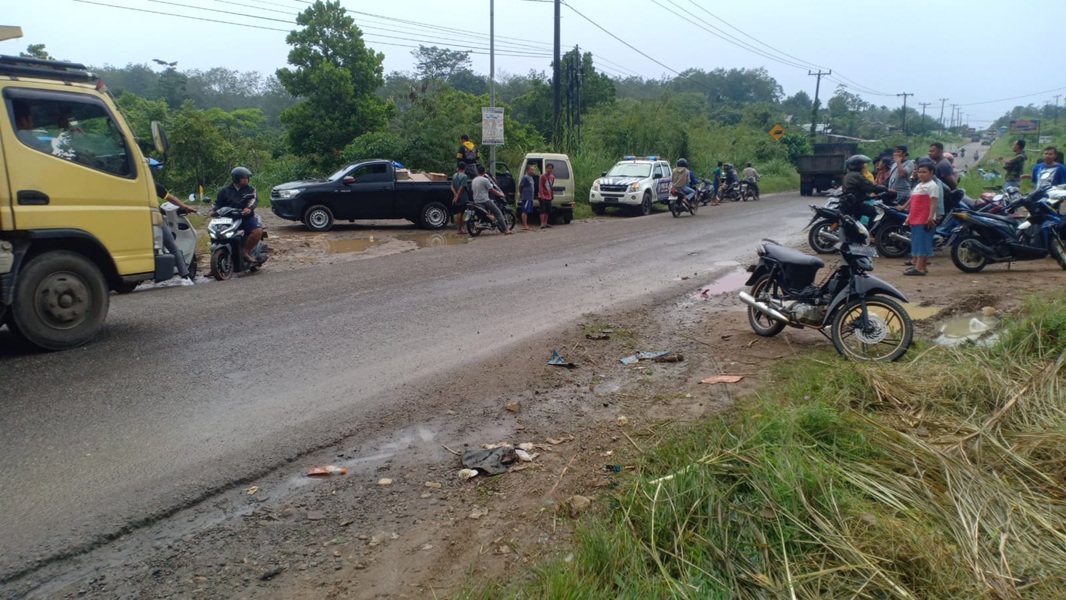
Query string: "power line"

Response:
xmin=560 ymin=1 xmax=679 ymax=75
xmin=957 ymin=85 xmax=1066 ymax=107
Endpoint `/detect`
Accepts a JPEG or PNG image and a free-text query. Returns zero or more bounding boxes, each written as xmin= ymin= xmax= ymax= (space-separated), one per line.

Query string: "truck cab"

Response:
xmin=1 ymin=51 xmax=170 ymax=350
xmin=589 ymin=156 xmax=671 ymax=216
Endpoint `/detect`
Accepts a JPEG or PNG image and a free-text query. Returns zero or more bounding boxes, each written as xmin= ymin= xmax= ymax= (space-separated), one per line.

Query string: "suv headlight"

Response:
xmin=276 ymin=188 xmax=303 ymax=198
xmin=592 ymin=181 xmax=600 ymax=190
xmin=628 ymin=182 xmax=640 ymax=191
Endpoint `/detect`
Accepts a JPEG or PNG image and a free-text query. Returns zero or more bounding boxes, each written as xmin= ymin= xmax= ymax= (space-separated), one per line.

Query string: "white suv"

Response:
xmin=589 ymin=156 xmax=672 ymax=216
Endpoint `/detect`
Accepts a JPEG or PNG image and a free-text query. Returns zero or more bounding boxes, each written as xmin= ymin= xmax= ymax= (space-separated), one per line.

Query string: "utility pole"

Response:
xmin=489 ymin=0 xmax=495 ymax=177
xmin=950 ymin=103 xmax=959 ymax=131
xmin=938 ymin=97 xmax=948 ymax=135
xmin=1054 ymin=94 xmax=1062 ymax=124
xmin=808 ymin=69 xmax=830 ymax=139
xmin=918 ymin=102 xmax=931 ymax=135
xmin=552 ymin=0 xmax=561 ymax=151
xmin=897 ymin=92 xmax=913 ymax=135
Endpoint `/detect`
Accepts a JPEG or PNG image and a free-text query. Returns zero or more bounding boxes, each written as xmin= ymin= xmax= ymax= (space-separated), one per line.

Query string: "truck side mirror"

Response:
xmin=343 ymin=176 xmax=355 ymax=184
xmin=601 ymin=171 xmax=607 ymax=177
xmin=150 ymin=121 xmax=169 ymax=154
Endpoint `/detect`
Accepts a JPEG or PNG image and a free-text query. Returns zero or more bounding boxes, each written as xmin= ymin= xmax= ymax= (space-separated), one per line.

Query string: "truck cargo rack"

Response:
xmin=0 ymin=54 xmax=96 ymax=83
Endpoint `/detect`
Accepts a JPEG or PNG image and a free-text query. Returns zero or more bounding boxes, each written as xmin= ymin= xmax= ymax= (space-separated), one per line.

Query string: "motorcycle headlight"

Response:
xmin=276 ymin=188 xmax=303 ymax=199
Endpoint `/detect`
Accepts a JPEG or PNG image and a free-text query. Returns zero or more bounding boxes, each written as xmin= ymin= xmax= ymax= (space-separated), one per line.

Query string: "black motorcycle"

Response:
xmin=208 ymin=206 xmax=269 ymax=280
xmin=694 ymin=178 xmax=716 ymax=206
xmin=464 ymin=198 xmax=516 ymax=237
xmin=739 ymin=212 xmax=914 ymax=362
xmin=805 ymin=198 xmax=846 ymax=254
xmin=669 ymin=186 xmax=698 ymax=217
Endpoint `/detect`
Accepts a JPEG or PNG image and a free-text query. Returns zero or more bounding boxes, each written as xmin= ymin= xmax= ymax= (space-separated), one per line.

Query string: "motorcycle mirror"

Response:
xmin=150 ymin=121 xmax=169 ymax=154
xmin=601 ymin=171 xmax=607 ymax=177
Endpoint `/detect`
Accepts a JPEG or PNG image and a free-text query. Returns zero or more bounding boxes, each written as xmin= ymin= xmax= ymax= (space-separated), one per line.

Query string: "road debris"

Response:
xmin=548 ymin=349 xmax=577 ymax=368
xmin=245 ymin=486 xmax=260 ymax=495
xmin=620 ymin=350 xmax=670 ymax=364
xmin=653 ymin=353 xmax=684 ymax=363
xmin=462 ymin=446 xmax=519 ymax=475
xmin=585 ymin=332 xmax=610 ymax=340
xmin=458 ymin=468 xmax=479 ymax=480
xmin=307 ymin=465 xmax=347 ymax=477
xmin=545 ymin=433 xmax=574 ymax=445
xmin=377 ymin=478 xmax=393 ymax=486
xmin=567 ymin=495 xmax=592 ymax=517
xmin=700 ymin=374 xmax=745 ymax=384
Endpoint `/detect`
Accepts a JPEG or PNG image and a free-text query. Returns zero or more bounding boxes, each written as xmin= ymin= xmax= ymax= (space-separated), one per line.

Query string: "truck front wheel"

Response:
xmin=303 ymin=205 xmax=334 ymax=232
xmin=800 ymin=181 xmax=813 ymax=196
xmin=420 ymin=202 xmax=450 ymax=229
xmin=9 ymin=251 xmax=109 ymax=350
xmin=591 ymin=203 xmax=605 ymax=216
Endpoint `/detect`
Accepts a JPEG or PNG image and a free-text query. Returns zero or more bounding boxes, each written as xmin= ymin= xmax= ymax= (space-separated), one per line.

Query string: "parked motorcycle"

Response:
xmin=740 ymin=178 xmax=759 ymax=201
xmin=949 ymin=171 xmax=1066 ymax=272
xmin=739 ymin=212 xmax=914 ymax=362
xmin=208 ymin=206 xmax=269 ymax=280
xmin=669 ymin=187 xmax=698 ymax=217
xmin=694 ymin=178 xmax=716 ymax=206
xmin=873 ymin=188 xmax=1013 ymax=259
xmin=464 ymin=198 xmax=516 ymax=237
xmin=160 ymin=200 xmax=199 ymax=279
xmin=805 ymin=197 xmax=850 ymax=254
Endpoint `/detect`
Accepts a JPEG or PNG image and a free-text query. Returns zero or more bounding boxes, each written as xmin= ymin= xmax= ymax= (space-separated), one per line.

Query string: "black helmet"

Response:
xmin=746 ymin=162 xmax=752 ymax=167
xmin=676 ymin=158 xmax=688 ymax=168
xmin=845 ymin=155 xmax=871 ymax=172
xmin=231 ymin=166 xmax=252 ymax=183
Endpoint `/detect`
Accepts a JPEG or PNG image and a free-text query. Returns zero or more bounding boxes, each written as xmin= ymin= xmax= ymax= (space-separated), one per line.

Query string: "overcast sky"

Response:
xmin=7 ymin=0 xmax=1066 ymax=128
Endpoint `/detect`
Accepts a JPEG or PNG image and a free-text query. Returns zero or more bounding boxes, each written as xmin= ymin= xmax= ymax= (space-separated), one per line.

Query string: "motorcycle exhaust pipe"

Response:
xmin=818 ymin=230 xmax=840 ymax=243
xmin=738 ymin=291 xmax=790 ymax=324
xmin=889 ymin=231 xmax=911 ymax=244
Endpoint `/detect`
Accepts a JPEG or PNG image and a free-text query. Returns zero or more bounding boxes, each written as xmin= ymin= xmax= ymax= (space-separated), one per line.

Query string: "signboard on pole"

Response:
xmin=482 ymin=107 xmax=505 ymax=145
xmin=768 ymin=123 xmax=785 ymax=141
xmin=1008 ymin=119 xmax=1040 ymax=134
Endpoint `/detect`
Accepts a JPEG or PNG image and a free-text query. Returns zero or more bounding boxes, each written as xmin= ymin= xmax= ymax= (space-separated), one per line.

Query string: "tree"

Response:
xmin=20 ymin=44 xmax=53 ymax=60
xmin=156 ymin=68 xmax=188 ymax=109
xmin=276 ymin=0 xmax=389 ymax=166
xmin=412 ymin=45 xmax=471 ymax=81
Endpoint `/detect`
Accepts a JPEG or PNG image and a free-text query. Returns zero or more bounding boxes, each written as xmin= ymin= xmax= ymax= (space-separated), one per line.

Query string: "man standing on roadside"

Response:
xmin=452 ymin=162 xmax=471 ymax=234
xmin=1001 ymin=139 xmax=1027 ymax=190
xmin=537 ymin=162 xmax=555 ymax=229
xmin=711 ymin=161 xmax=723 ymax=205
xmin=518 ymin=163 xmax=537 ymax=231
xmin=457 ymin=134 xmax=479 ymax=180
xmin=929 ymin=142 xmax=959 ymax=213
xmin=888 ymin=145 xmax=915 ymax=204
xmin=1031 ymin=146 xmax=1066 ymax=186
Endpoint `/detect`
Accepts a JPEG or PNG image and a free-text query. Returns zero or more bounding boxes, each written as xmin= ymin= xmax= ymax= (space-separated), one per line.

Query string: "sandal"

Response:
xmin=903 ymin=268 xmax=926 ymax=276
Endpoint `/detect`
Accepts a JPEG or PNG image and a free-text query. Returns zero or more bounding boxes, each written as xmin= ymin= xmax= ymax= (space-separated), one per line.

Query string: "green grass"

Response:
xmin=459 ymin=293 xmax=1066 ymax=599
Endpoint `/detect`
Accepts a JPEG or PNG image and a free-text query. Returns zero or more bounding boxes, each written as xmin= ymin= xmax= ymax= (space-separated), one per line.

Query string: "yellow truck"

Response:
xmin=1 ymin=45 xmax=174 ymax=350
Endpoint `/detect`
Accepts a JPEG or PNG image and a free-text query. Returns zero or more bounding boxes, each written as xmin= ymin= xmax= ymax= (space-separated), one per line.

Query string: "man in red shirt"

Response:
xmin=537 ymin=162 xmax=555 ymax=229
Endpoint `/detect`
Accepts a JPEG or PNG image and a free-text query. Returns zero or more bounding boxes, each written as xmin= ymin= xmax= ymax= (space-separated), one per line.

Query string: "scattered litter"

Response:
xmin=424 ymin=481 xmax=442 ymax=489
xmin=653 ymin=354 xmax=684 ymax=363
xmin=585 ymin=332 xmax=610 ymax=340
xmin=620 ymin=350 xmax=670 ymax=364
xmin=458 ymin=468 xmax=479 ymax=480
xmin=549 ymin=349 xmax=577 ymax=368
xmin=505 ymin=401 xmax=520 ymax=412
xmin=260 ymin=566 xmax=284 ymax=581
xmin=616 ymin=415 xmax=630 ymax=426
xmin=605 ymin=464 xmax=636 ymax=472
xmin=934 ymin=312 xmax=1001 ymax=348
xmin=700 ymin=374 xmax=745 ymax=384
xmin=462 ymin=446 xmax=519 ymax=475
xmin=246 ymin=486 xmax=260 ymax=495
xmin=307 ymin=465 xmax=347 ymax=477
xmin=517 ymin=443 xmax=535 ymax=451
xmin=515 ymin=448 xmax=538 ymax=462
xmin=546 ymin=434 xmax=575 ymax=445
xmin=468 ymin=507 xmax=488 ymax=520
xmin=567 ymin=495 xmax=592 ymax=517
xmin=377 ymin=478 xmax=393 ymax=486
xmin=306 ymin=510 xmax=326 ymax=521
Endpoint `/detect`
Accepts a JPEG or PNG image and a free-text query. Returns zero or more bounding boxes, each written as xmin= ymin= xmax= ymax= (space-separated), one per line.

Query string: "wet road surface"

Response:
xmin=0 ymin=193 xmax=812 ymax=585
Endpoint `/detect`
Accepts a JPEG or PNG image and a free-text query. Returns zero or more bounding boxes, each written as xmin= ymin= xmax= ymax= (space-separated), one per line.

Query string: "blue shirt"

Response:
xmin=1031 ymin=162 xmax=1066 ymax=187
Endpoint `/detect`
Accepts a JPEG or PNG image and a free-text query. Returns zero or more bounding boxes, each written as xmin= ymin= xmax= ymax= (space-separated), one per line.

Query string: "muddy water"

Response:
xmin=395 ymin=232 xmax=470 ymax=248
xmin=899 ymin=302 xmax=943 ymax=320
xmin=327 ymin=238 xmax=386 ymax=254
xmin=697 ymin=267 xmax=750 ymax=297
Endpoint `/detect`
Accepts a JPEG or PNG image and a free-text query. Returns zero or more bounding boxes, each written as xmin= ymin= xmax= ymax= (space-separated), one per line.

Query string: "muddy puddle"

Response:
xmin=327 ymin=237 xmax=386 ymax=254
xmin=697 ymin=267 xmax=750 ymax=297
xmin=395 ymin=232 xmax=470 ymax=248
xmin=900 ymin=302 xmax=943 ymax=320
xmin=325 ymin=232 xmax=470 ymax=255
xmin=935 ymin=313 xmax=1000 ymax=347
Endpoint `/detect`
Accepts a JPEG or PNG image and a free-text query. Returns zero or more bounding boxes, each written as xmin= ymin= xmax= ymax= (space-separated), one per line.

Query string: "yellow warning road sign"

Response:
xmin=768 ymin=123 xmax=785 ymax=140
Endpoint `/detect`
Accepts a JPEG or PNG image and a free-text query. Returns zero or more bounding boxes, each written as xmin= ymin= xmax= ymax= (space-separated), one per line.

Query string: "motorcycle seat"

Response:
xmin=763 ymin=243 xmax=825 ymax=268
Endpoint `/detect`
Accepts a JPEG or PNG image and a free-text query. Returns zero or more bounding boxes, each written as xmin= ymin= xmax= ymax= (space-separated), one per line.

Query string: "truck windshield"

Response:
xmin=327 ymin=164 xmax=358 ymax=181
xmin=607 ymin=164 xmax=651 ymax=178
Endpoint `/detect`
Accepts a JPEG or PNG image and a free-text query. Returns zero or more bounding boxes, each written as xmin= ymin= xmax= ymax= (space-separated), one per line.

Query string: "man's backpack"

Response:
xmin=462 ymin=144 xmax=477 ymax=162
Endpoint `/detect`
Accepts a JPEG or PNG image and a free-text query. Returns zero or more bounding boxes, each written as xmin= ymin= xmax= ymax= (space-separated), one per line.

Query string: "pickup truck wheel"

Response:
xmin=592 ymin=204 xmax=605 ymax=216
xmin=303 ymin=205 xmax=334 ymax=232
xmin=638 ymin=192 xmax=653 ymax=216
xmin=9 ymin=251 xmax=109 ymax=350
xmin=800 ymin=182 xmax=813 ymax=196
xmin=420 ymin=202 xmax=450 ymax=230
xmin=562 ymin=210 xmax=573 ymax=224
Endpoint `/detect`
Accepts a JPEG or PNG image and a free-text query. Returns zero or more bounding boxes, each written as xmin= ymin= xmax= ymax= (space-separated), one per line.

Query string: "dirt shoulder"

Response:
xmin=27 ymin=230 xmax=1064 ymax=600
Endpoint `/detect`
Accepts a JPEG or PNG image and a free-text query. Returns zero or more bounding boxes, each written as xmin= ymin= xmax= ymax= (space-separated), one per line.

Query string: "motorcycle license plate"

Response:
xmin=850 ymin=245 xmax=876 ymax=257
xmin=211 ymin=218 xmax=234 ymax=226
xmin=464 ymin=210 xmax=474 ymax=218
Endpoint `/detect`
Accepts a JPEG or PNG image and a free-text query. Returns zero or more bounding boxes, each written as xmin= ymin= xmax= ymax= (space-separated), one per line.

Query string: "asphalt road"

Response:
xmin=0 ymin=193 xmax=812 ymax=583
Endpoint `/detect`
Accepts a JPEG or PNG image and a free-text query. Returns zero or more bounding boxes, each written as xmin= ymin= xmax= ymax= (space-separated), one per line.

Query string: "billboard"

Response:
xmin=1008 ymin=119 xmax=1040 ymax=134
xmin=481 ymin=107 xmax=505 ymax=145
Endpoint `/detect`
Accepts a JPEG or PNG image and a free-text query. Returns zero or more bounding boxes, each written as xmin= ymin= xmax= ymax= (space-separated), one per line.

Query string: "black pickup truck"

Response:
xmin=270 ymin=160 xmax=456 ymax=231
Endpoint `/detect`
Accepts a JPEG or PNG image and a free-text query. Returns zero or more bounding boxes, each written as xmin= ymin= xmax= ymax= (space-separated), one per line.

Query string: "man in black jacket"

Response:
xmin=840 ymin=155 xmax=887 ymax=224
xmin=212 ymin=166 xmax=263 ymax=263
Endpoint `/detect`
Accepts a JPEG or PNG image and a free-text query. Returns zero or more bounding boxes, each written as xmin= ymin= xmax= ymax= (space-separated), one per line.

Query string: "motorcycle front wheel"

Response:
xmin=688 ymin=198 xmax=698 ymax=215
xmin=808 ymin=220 xmax=839 ymax=254
xmin=950 ymin=234 xmax=988 ymax=272
xmin=747 ymin=275 xmax=787 ymax=337
xmin=1050 ymin=233 xmax=1066 ymax=270
xmin=466 ymin=214 xmax=482 ymax=237
xmin=210 ymin=248 xmax=234 ymax=281
xmin=669 ymin=201 xmax=680 ymax=218
xmin=831 ymin=295 xmax=913 ymax=362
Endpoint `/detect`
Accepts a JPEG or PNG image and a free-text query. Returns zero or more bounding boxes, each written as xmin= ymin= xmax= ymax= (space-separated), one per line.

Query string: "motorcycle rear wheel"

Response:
xmin=466 ymin=214 xmax=482 ymax=237
xmin=210 ymin=248 xmax=234 ymax=281
xmin=1050 ymin=234 xmax=1066 ymax=270
xmin=688 ymin=199 xmax=698 ymax=215
xmin=875 ymin=224 xmax=910 ymax=259
xmin=808 ymin=220 xmax=839 ymax=254
xmin=670 ymin=201 xmax=680 ymax=218
xmin=747 ymin=275 xmax=787 ymax=337
xmin=831 ymin=295 xmax=913 ymax=362
xmin=950 ymin=234 xmax=988 ymax=272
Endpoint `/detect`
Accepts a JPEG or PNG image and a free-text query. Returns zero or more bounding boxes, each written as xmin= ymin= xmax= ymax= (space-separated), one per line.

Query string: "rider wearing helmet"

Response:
xmin=212 ymin=166 xmax=264 ymax=263
xmin=671 ymin=158 xmax=696 ymax=204
xmin=742 ymin=162 xmax=761 ymax=200
xmin=841 ymin=155 xmax=888 ymax=224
